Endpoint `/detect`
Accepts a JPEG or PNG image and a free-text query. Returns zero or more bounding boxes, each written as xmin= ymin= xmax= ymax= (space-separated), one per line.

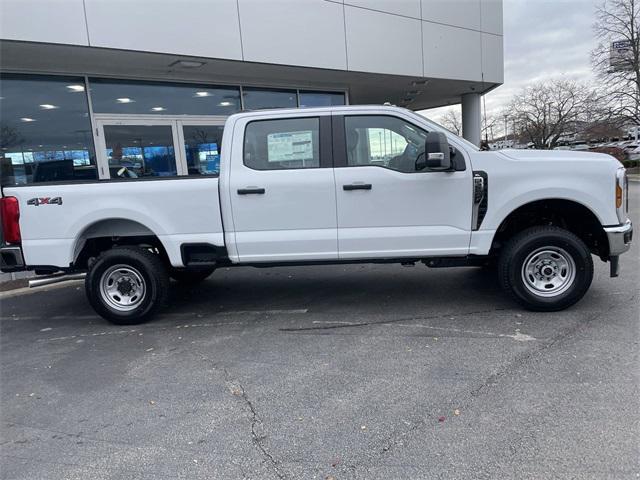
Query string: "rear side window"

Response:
xmin=0 ymin=74 xmax=98 ymax=187
xmin=243 ymin=118 xmax=320 ymax=170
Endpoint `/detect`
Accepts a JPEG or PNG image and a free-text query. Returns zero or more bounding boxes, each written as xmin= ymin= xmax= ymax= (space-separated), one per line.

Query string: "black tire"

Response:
xmin=85 ymin=247 xmax=169 ymax=325
xmin=169 ymin=267 xmax=215 ymax=285
xmin=498 ymin=226 xmax=593 ymax=311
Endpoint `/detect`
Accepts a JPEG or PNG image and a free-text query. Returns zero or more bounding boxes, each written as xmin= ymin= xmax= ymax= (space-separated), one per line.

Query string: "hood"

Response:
xmin=497 ymin=149 xmax=619 ymax=166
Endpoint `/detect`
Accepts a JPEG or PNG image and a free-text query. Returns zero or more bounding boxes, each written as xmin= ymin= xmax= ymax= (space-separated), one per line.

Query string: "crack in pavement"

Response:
xmin=278 ymin=307 xmax=510 ymax=332
xmin=192 ymin=349 xmax=287 ymax=480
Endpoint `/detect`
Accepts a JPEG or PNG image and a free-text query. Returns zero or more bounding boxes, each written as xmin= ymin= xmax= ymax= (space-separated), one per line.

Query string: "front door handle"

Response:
xmin=237 ymin=187 xmax=266 ymax=195
xmin=343 ymin=183 xmax=372 ymax=191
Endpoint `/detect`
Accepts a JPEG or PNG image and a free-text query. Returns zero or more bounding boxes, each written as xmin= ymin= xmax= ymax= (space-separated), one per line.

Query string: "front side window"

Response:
xmin=344 ymin=116 xmax=427 ymax=173
xmin=244 ymin=118 xmax=320 ymax=170
xmin=0 ymin=74 xmax=97 ymax=186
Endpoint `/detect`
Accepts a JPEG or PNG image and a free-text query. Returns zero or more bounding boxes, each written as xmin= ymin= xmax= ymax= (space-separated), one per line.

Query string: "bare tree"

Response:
xmin=438 ymin=109 xmax=462 ymax=135
xmin=592 ymin=0 xmax=640 ymax=126
xmin=508 ymin=80 xmax=599 ymax=149
xmin=482 ymin=114 xmax=499 ymax=142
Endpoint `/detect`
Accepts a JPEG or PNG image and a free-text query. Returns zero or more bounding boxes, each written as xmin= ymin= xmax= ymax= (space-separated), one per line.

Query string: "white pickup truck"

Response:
xmin=0 ymin=106 xmax=633 ymax=324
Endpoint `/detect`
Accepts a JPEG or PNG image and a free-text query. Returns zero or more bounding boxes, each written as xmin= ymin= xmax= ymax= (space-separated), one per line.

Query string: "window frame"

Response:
xmin=242 ymin=115 xmax=333 ymax=171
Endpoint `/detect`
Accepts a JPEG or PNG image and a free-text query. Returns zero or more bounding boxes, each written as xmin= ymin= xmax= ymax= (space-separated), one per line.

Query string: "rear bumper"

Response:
xmin=604 ymin=220 xmax=633 ymax=256
xmin=0 ymin=245 xmax=25 ymax=273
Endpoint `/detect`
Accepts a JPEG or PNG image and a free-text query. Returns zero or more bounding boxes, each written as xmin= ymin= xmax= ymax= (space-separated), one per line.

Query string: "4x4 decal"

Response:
xmin=27 ymin=197 xmax=63 ymax=206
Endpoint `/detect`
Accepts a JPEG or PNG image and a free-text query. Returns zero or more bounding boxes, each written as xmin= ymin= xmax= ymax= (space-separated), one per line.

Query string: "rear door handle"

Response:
xmin=237 ymin=187 xmax=265 ymax=195
xmin=343 ymin=183 xmax=372 ymax=191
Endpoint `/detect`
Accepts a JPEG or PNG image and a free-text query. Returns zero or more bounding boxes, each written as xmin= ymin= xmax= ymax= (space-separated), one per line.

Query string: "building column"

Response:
xmin=461 ymin=93 xmax=481 ymax=147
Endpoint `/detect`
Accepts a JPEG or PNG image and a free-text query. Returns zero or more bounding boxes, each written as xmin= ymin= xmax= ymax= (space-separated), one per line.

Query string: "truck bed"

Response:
xmin=3 ymin=177 xmax=224 ymax=268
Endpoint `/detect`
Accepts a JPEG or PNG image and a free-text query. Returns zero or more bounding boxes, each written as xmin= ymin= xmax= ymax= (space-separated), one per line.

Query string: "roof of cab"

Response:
xmin=227 ymin=104 xmax=412 ymax=121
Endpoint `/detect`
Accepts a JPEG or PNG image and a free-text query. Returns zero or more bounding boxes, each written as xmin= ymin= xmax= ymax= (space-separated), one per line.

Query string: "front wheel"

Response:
xmin=85 ymin=247 xmax=169 ymax=325
xmin=498 ymin=226 xmax=594 ymax=311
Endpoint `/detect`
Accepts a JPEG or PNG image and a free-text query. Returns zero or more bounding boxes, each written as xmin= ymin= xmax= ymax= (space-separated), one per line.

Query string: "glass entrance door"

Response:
xmin=178 ymin=123 xmax=224 ymax=176
xmin=102 ymin=124 xmax=178 ymax=179
xmin=95 ymin=117 xmax=225 ymax=179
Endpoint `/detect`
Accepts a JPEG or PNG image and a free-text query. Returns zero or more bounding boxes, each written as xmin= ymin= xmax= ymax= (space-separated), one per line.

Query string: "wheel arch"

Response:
xmin=489 ymin=198 xmax=609 ymax=260
xmin=72 ymin=218 xmax=170 ymax=270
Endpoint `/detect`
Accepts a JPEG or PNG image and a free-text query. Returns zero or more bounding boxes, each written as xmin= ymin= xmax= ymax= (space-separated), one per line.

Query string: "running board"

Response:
xmin=29 ymin=273 xmax=86 ymax=288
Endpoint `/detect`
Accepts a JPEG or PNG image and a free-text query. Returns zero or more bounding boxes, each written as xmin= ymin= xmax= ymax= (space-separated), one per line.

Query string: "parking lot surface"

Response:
xmin=1 ymin=185 xmax=638 ymax=480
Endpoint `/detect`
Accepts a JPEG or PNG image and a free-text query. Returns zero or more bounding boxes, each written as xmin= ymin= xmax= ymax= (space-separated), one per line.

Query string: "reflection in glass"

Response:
xmin=299 ymin=91 xmax=345 ymax=107
xmin=243 ymin=88 xmax=297 ymax=110
xmin=89 ymin=79 xmax=241 ymax=115
xmin=183 ymin=125 xmax=224 ymax=175
xmin=103 ymin=125 xmax=177 ymax=178
xmin=0 ymin=74 xmax=97 ymax=186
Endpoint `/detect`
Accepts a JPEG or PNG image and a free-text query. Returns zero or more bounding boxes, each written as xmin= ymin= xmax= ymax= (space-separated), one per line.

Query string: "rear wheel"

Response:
xmin=85 ymin=247 xmax=169 ymax=325
xmin=498 ymin=226 xmax=593 ymax=311
xmin=169 ymin=267 xmax=215 ymax=284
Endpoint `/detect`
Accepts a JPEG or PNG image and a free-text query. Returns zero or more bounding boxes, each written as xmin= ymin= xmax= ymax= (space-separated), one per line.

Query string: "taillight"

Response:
xmin=0 ymin=196 xmax=21 ymax=244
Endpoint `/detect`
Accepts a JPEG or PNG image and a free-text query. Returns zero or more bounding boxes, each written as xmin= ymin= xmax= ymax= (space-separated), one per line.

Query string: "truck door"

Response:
xmin=227 ymin=114 xmax=337 ymax=262
xmin=332 ymin=114 xmax=473 ymax=259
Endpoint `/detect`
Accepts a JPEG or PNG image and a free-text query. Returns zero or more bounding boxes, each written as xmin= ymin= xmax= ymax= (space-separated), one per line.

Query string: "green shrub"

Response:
xmin=623 ymin=159 xmax=639 ymax=168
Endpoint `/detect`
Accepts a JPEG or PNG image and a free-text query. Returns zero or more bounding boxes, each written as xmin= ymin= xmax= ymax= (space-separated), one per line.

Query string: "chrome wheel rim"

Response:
xmin=521 ymin=247 xmax=576 ymax=298
xmin=99 ymin=264 xmax=146 ymax=312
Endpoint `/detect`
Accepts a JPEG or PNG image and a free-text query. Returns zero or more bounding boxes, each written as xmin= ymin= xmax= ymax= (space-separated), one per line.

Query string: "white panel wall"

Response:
xmin=84 ymin=0 xmax=242 ymax=60
xmin=0 ymin=0 xmax=503 ymax=86
xmin=482 ymin=33 xmax=503 ymax=83
xmin=344 ymin=0 xmax=422 ymax=19
xmin=344 ymin=5 xmax=423 ymax=77
xmin=239 ymin=0 xmax=347 ymax=70
xmin=421 ymin=0 xmax=481 ymax=30
xmin=0 ymin=0 xmax=89 ymax=45
xmin=423 ymin=23 xmax=482 ymax=81
xmin=481 ymin=0 xmax=503 ymax=35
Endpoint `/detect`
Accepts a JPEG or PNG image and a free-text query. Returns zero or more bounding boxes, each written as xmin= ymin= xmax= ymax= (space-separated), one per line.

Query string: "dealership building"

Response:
xmin=0 ymin=0 xmax=503 ymax=186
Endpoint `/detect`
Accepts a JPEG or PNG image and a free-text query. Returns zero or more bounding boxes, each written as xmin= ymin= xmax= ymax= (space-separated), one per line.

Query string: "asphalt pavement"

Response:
xmin=1 ymin=185 xmax=638 ymax=480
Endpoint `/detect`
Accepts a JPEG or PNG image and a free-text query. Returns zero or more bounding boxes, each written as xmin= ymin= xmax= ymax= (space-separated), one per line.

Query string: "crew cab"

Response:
xmin=0 ymin=106 xmax=633 ymax=324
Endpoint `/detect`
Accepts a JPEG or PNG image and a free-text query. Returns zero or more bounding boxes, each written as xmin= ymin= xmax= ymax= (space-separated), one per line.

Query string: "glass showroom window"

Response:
xmin=299 ymin=91 xmax=345 ymax=107
xmin=243 ymin=88 xmax=297 ymax=110
xmin=0 ymin=74 xmax=97 ymax=186
xmin=89 ymin=79 xmax=241 ymax=116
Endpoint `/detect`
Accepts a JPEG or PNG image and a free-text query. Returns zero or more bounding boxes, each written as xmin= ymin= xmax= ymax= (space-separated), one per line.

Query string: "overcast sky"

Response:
xmin=423 ymin=0 xmax=601 ymax=122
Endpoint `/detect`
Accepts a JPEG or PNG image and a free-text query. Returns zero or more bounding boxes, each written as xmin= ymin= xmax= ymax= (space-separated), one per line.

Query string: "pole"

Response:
xmin=504 ymin=115 xmax=508 ymax=147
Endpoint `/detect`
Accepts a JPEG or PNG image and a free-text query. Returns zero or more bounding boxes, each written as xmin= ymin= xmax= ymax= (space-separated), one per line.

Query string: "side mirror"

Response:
xmin=424 ymin=132 xmax=451 ymax=170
